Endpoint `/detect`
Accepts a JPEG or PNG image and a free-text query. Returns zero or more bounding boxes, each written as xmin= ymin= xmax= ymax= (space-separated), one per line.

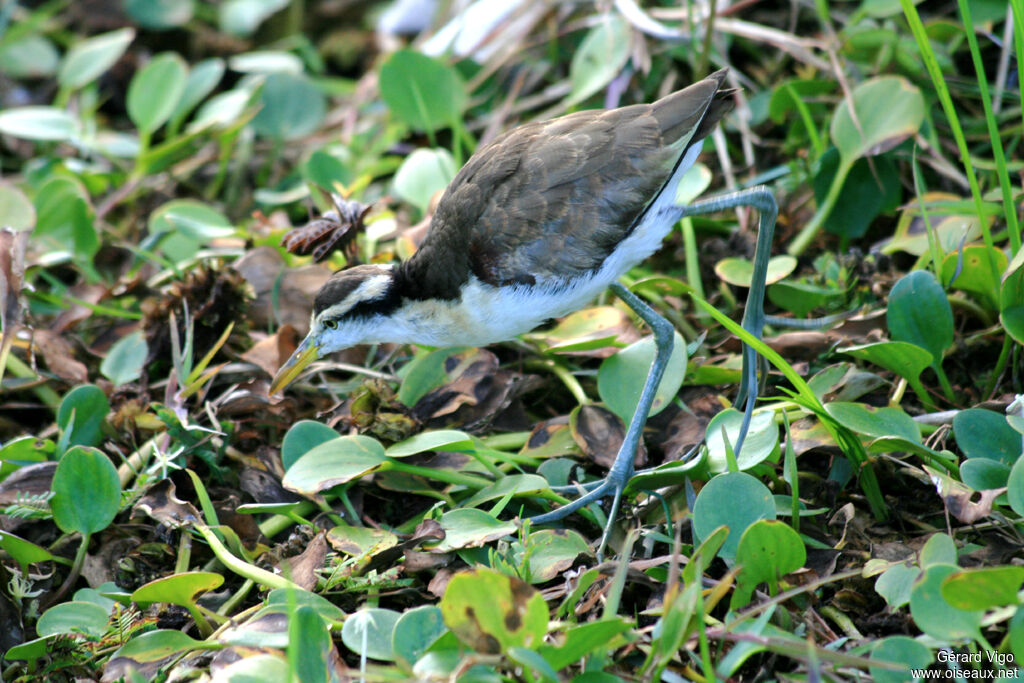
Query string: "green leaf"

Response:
xmin=886 ymin=270 xmax=953 ymax=373
xmin=58 ymin=28 xmax=135 ymax=89
xmin=110 ymin=629 xmax=203 ymax=663
xmin=536 ymin=619 xmax=633 ymax=671
xmin=51 ymin=447 xmax=120 ymax=536
xmin=252 ymin=72 xmax=327 ymax=140
xmin=909 ymin=564 xmax=983 ymax=642
xmin=0 ymin=35 xmax=59 ymax=78
xmin=768 ymin=280 xmax=846 ymax=317
xmin=692 ymin=472 xmax=776 ymax=561
xmin=124 ymin=0 xmax=194 ymax=29
xmin=953 ymin=408 xmax=1021 ymax=465
xmin=36 ymin=601 xmax=110 ymax=638
xmin=147 ymin=199 xmax=234 ymax=261
xmin=0 ymin=531 xmax=54 ymax=572
xmin=0 ymin=182 xmax=35 ymax=231
xmin=342 ymin=608 xmax=401 ymax=661
xmin=100 ymin=330 xmax=148 ymax=387
xmin=392 ymin=148 xmax=457 ymax=214
xmin=704 ymin=409 xmax=779 ymax=473
xmin=0 ymin=106 xmax=78 ymax=141
xmin=597 ymin=332 xmax=687 ymax=424
xmin=840 ymin=341 xmax=932 ymax=384
xmin=824 ymin=402 xmax=920 ymax=442
xmin=813 ymin=149 xmax=901 ymax=240
xmin=517 ymin=528 xmax=591 ymax=584
xmin=715 ymin=255 xmax=797 ymax=287
xmin=959 ymin=458 xmax=1011 ymax=491
xmin=568 ymin=15 xmax=631 ymax=106
xmin=440 ymin=569 xmax=548 ymax=653
xmin=874 ymin=563 xmax=918 ymax=609
xmin=941 ymin=245 xmax=1007 ymax=311
xmin=281 ymin=420 xmax=339 ymax=471
xmin=941 ymin=566 xmax=1024 ymax=610
xmin=219 ymin=0 xmax=290 ymax=36
xmin=379 ymin=49 xmax=466 ymax=133
xmin=289 ymin=606 xmax=331 ymax=681
xmin=57 ymin=385 xmax=110 ymax=449
xmin=33 ymin=176 xmax=97 ymax=263
xmin=1008 ymin=456 xmax=1024 ymax=517
xmin=397 ymin=347 xmax=472 ymax=408
xmin=168 ymin=58 xmax=225 ymax=126
xmin=869 ymin=636 xmax=933 ymax=683
xmin=431 ymin=509 xmax=518 ymax=552
xmin=731 ymin=520 xmax=806 ymax=609
xmin=919 ymin=533 xmax=957 ymax=567
xmin=1001 ymin=246 xmax=1024 ymax=345
xmin=831 ymin=76 xmax=924 ymax=163
xmin=282 ymin=435 xmax=387 ymax=495
xmin=132 ymin=572 xmax=224 ymax=608
xmin=127 ymin=53 xmax=188 ymax=134
xmin=393 ymin=606 xmax=448 ymax=670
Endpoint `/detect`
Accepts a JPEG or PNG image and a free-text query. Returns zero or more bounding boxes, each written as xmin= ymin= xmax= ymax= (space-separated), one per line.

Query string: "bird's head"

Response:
xmin=269 ymin=264 xmax=397 ymax=393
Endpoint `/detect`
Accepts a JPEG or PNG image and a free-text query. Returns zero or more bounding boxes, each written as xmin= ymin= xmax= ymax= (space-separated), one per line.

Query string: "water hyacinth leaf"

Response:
xmin=393 ymin=606 xmax=448 ymax=669
xmin=568 ymin=14 xmax=631 ymax=106
xmin=0 ymin=183 xmax=35 ymax=231
xmin=704 ymin=409 xmax=779 ymax=473
xmin=940 ymin=566 xmax=1024 ymax=610
xmin=58 ymin=28 xmax=135 ymax=89
xmin=0 ymin=107 xmax=78 ymax=142
xmin=127 ymin=53 xmax=189 ymax=134
xmin=909 ymin=564 xmax=983 ymax=642
xmin=280 ymin=420 xmax=338 ymax=471
xmin=440 ymin=569 xmax=548 ymax=653
xmin=692 ymin=471 xmax=776 ymax=561
xmin=952 ymin=409 xmax=1021 ymax=464
xmin=1001 ymin=246 xmax=1024 ymax=346
xmin=100 ymin=330 xmax=148 ymax=387
xmin=380 ymin=50 xmax=466 ymax=133
xmin=37 ymin=602 xmax=110 ymax=639
xmin=715 ymin=255 xmax=797 ymax=287
xmin=57 ymin=384 xmax=110 ymax=449
xmin=824 ymin=402 xmax=920 ymax=442
xmin=941 ymin=245 xmax=1006 ymax=311
xmin=393 ymin=148 xmax=457 ymax=214
xmin=342 ymin=608 xmax=401 ymax=661
xmin=252 ymin=72 xmax=326 ymax=140
xmin=886 ymin=270 xmax=952 ymax=373
xmin=124 ymin=0 xmax=194 ymax=29
xmin=831 ymin=76 xmax=924 ymax=162
xmin=51 ymin=446 xmax=120 ymax=536
xmin=597 ymin=331 xmax=687 ymax=424
xmin=282 ymin=435 xmax=387 ymax=495
xmin=220 ymin=0 xmax=291 ymax=36
xmin=0 ymin=35 xmax=59 ymax=78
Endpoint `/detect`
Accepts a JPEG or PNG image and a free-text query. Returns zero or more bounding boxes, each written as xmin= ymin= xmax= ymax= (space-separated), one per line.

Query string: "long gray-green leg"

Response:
xmin=529 ymin=282 xmax=675 ymax=558
xmin=677 ymin=186 xmax=778 ymax=454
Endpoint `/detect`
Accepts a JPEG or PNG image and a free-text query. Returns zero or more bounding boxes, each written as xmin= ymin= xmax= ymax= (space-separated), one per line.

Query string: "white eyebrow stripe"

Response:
xmin=319 ymin=273 xmax=393 ymax=320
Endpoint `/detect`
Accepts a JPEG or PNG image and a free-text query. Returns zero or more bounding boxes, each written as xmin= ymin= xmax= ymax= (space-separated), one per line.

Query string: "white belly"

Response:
xmin=379 ymin=144 xmax=701 ymax=347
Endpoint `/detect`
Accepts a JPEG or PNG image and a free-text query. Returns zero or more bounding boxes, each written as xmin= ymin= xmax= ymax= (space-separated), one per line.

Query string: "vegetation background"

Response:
xmin=0 ymin=0 xmax=1021 ymax=680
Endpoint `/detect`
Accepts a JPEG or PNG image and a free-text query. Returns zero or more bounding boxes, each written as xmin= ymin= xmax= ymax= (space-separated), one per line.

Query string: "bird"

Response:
xmin=270 ymin=69 xmax=778 ymax=551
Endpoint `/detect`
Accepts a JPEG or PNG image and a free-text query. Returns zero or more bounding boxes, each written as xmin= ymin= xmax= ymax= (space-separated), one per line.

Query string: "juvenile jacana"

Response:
xmin=271 ymin=69 xmax=778 ymax=548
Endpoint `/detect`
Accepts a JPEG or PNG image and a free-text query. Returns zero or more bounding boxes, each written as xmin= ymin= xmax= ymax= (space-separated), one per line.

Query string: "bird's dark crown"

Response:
xmin=312 ymin=264 xmax=399 ymax=323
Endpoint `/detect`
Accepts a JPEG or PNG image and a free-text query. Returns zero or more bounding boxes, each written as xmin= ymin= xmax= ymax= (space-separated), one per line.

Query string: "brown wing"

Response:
xmin=398 ymin=70 xmax=733 ymax=300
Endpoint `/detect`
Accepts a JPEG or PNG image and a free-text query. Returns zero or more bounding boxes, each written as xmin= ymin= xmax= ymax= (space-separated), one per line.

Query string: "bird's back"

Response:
xmin=397 ymin=70 xmax=734 ymax=301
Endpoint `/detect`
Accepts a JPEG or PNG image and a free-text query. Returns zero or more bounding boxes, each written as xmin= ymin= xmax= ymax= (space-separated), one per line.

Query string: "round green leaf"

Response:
xmin=0 ymin=531 xmax=54 ymax=571
xmin=1008 ymin=456 xmax=1024 ymax=517
xmin=941 ymin=245 xmax=1007 ymax=311
xmin=379 ymin=49 xmax=466 ymax=132
xmin=110 ymin=629 xmax=203 ymax=663
xmin=168 ymin=58 xmax=225 ymax=125
xmin=0 ymin=34 xmax=59 ymax=78
xmin=252 ymin=72 xmax=326 ymax=140
xmin=813 ymin=149 xmax=901 ymax=240
xmin=128 ymin=53 xmax=188 ymax=134
xmin=941 ymin=566 xmax=1024 ymax=611
xmin=959 ymin=458 xmax=1011 ymax=492
xmin=824 ymin=402 xmax=920 ymax=442
xmin=281 ymin=420 xmax=339 ymax=471
xmin=731 ymin=520 xmax=806 ymax=609
xmin=886 ymin=270 xmax=953 ymax=371
xmin=386 ymin=430 xmax=474 ymax=458
xmin=704 ymin=409 xmax=779 ymax=473
xmin=147 ymin=199 xmax=234 ymax=261
xmin=460 ymin=474 xmax=550 ymax=509
xmin=341 ymin=608 xmax=401 ymax=661
xmin=124 ymin=0 xmax=194 ymax=29
xmin=874 ymin=563 xmax=918 ymax=609
xmin=831 ymin=76 xmax=924 ymax=162
xmin=953 ymin=408 xmax=1021 ymax=465
xmin=870 ymin=636 xmax=933 ymax=683
xmin=431 ymin=508 xmax=518 ymax=552
xmin=37 ymin=601 xmax=110 ymax=638
xmin=519 ymin=528 xmax=591 ymax=583
xmin=440 ymin=569 xmax=548 ymax=653
xmin=393 ymin=148 xmax=456 ymax=214
xmin=100 ymin=330 xmax=148 ymax=387
xmin=51 ymin=447 xmax=120 ymax=535
xmin=282 ymin=435 xmax=387 ymax=495
xmin=597 ymin=331 xmax=687 ymax=424
xmin=692 ymin=471 xmax=776 ymax=561
xmin=219 ymin=0 xmax=290 ymax=36
xmin=0 ymin=182 xmax=36 ymax=231
xmin=132 ymin=572 xmax=225 ymax=608
xmin=714 ymin=255 xmax=797 ymax=287
xmin=1001 ymin=246 xmax=1024 ymax=345
xmin=840 ymin=341 xmax=932 ymax=383
xmin=33 ymin=176 xmax=97 ymax=262
xmin=393 ymin=606 xmax=448 ymax=669
xmin=909 ymin=564 xmax=983 ymax=642
xmin=57 ymin=384 xmax=110 ymax=449
xmin=920 ymin=533 xmax=957 ymax=568
xmin=0 ymin=106 xmax=78 ymax=141
xmin=58 ymin=28 xmax=135 ymax=89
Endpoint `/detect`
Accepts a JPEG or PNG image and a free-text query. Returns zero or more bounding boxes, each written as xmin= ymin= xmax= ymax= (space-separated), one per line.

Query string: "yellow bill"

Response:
xmin=269 ymin=338 xmax=320 ymax=394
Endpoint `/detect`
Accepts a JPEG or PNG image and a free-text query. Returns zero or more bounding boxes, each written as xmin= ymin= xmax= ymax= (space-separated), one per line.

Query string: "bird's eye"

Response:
xmin=322 ymin=318 xmax=338 ymax=330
